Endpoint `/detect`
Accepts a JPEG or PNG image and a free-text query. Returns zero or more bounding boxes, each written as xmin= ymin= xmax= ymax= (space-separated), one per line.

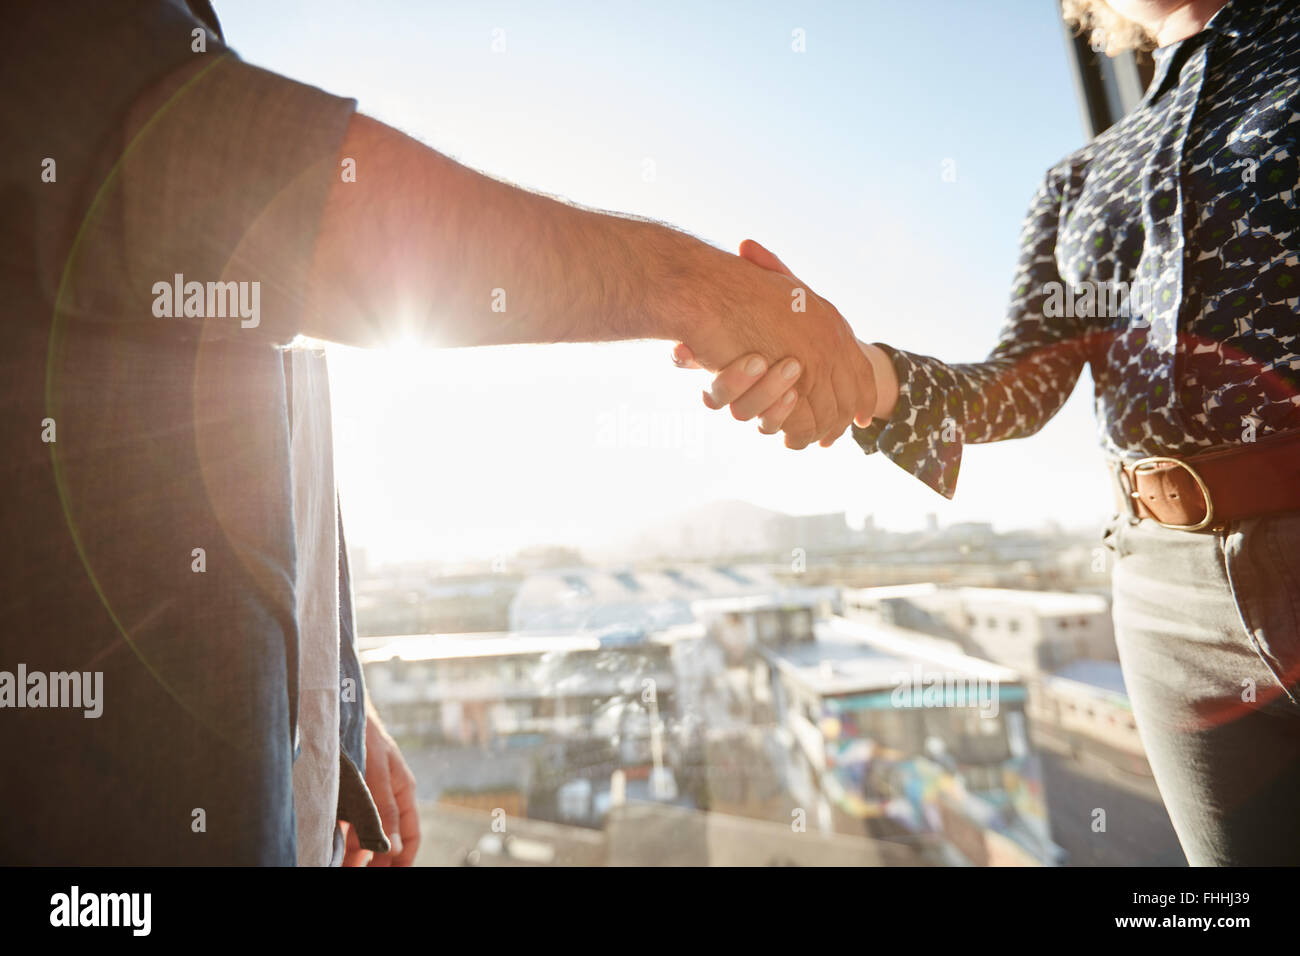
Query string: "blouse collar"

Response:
xmin=1142 ymin=0 xmax=1271 ymax=104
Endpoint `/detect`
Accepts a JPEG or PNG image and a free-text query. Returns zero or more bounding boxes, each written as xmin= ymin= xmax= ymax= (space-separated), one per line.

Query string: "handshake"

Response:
xmin=666 ymin=238 xmax=897 ymax=449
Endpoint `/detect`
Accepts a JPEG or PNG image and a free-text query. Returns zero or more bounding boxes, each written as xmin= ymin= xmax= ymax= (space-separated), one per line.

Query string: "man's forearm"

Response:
xmin=306 ymin=114 xmax=710 ymax=348
xmin=306 ymin=113 xmax=876 ymax=446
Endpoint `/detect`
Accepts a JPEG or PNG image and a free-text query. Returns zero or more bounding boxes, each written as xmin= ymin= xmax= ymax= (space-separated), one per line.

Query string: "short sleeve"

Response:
xmin=63 ymin=52 xmax=357 ymax=346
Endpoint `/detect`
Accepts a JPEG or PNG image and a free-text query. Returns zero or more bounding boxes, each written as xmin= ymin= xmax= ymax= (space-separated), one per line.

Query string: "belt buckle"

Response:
xmin=1129 ymin=455 xmax=1216 ymax=531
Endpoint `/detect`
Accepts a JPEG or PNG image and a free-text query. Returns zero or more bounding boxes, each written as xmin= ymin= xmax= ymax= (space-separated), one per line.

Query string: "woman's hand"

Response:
xmin=673 ymin=343 xmax=803 ymax=435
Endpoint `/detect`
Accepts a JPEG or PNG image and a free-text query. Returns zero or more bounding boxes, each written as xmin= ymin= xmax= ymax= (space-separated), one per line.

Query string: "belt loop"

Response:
xmin=1114 ymin=459 xmax=1142 ymax=526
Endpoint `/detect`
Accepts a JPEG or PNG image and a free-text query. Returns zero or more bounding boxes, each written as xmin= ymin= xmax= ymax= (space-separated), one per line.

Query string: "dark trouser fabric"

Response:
xmin=1106 ymin=512 xmax=1300 ymax=866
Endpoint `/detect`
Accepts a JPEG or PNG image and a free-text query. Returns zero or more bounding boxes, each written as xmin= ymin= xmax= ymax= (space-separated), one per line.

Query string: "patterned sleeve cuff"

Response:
xmin=851 ymin=344 xmax=965 ymax=499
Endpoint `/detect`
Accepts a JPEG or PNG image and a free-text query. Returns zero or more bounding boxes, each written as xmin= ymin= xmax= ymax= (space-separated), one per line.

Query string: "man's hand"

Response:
xmin=673 ymin=239 xmax=892 ymax=448
xmin=670 ymin=239 xmax=876 ymax=449
xmin=342 ymin=707 xmax=420 ymax=866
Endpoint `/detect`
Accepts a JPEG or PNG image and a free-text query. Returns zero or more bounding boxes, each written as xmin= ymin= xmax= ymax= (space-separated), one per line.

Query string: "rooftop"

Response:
xmin=359 ymin=632 xmax=602 ymax=664
xmin=843 ymin=583 xmax=943 ymax=601
xmin=690 ymin=588 xmax=836 ymax=616
xmin=763 ymin=616 xmax=1022 ymax=698
xmin=956 ymin=587 xmax=1110 ymax=615
xmin=1047 ymin=659 xmax=1128 ymax=698
xmin=513 ymin=564 xmax=779 ymax=605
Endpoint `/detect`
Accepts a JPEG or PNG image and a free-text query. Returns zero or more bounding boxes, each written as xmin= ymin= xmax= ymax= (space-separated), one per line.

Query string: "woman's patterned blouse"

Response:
xmin=852 ymin=0 xmax=1300 ymax=498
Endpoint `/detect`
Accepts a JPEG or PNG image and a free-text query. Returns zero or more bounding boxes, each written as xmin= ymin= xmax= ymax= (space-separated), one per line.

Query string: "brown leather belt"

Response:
xmin=1112 ymin=429 xmax=1300 ymax=531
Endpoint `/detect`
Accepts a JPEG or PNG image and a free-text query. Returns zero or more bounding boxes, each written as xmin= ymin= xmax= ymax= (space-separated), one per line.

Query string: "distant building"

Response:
xmin=956 ymin=588 xmax=1115 ymax=674
xmin=1028 ymin=659 xmax=1145 ymax=773
xmin=843 ymin=584 xmax=1117 ymax=675
xmin=508 ymin=563 xmax=795 ymax=632
xmin=844 ymin=585 xmax=1148 ymax=781
xmin=692 ymin=592 xmax=834 ymax=665
xmin=361 ymin=625 xmax=712 ymax=828
xmin=354 ymin=572 xmax=521 ymax=635
xmin=360 ymin=631 xmax=680 ymax=749
xmin=692 ymin=589 xmax=1062 ymax=865
xmin=755 ymin=616 xmax=1063 ymax=866
xmin=764 ymin=511 xmax=859 ymax=555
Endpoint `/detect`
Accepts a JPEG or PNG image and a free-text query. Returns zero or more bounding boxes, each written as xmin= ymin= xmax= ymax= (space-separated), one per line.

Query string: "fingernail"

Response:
xmin=782 ymin=360 xmax=801 ymax=380
xmin=744 ymin=356 xmax=766 ymax=376
xmin=388 ymin=833 xmax=403 ymax=854
xmin=782 ymin=391 xmax=795 ymax=406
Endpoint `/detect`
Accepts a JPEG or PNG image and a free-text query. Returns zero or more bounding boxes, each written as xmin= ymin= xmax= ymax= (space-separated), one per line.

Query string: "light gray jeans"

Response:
xmin=1105 ymin=511 xmax=1300 ymax=865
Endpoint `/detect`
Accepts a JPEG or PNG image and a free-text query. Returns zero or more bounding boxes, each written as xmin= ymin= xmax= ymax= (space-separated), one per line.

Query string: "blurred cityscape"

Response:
xmin=353 ymin=502 xmax=1185 ymax=867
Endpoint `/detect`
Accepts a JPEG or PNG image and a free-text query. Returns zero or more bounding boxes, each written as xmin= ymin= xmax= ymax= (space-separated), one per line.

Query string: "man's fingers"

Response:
xmin=370 ymin=762 xmax=419 ymax=866
xmin=802 ymin=377 xmax=838 ymax=446
xmin=703 ymin=353 xmax=769 ymax=409
xmin=818 ymin=422 xmax=850 ymax=448
xmin=782 ymin=397 xmax=819 ymax=449
xmin=340 ymin=820 xmax=373 ymax=867
xmin=823 ymin=342 xmax=862 ymax=447
xmin=731 ymin=359 xmax=801 ymax=421
xmin=388 ymin=750 xmax=421 ymax=867
xmin=366 ymin=748 xmax=404 ymax=859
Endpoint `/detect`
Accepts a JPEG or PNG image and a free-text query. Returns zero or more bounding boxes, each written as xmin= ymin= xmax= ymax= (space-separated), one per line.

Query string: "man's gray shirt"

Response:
xmin=0 ymin=0 xmax=383 ymax=863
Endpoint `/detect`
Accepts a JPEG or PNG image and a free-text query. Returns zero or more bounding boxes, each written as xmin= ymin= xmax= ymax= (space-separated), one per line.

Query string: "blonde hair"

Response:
xmin=1062 ymin=0 xmax=1157 ymax=55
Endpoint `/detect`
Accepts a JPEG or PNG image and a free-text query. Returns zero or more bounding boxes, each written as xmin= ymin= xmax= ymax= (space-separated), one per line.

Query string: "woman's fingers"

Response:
xmin=702 ymin=353 xmax=768 ymax=409
xmin=693 ymin=348 xmax=803 ymax=437
xmin=730 ymin=358 xmax=802 ymax=421
xmin=690 ymin=346 xmax=813 ymax=444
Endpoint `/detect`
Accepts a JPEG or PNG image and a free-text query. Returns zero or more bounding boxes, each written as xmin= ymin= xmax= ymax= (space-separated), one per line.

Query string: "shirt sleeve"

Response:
xmin=64 ymin=49 xmax=357 ymax=346
xmin=851 ymin=169 xmax=1089 ymax=498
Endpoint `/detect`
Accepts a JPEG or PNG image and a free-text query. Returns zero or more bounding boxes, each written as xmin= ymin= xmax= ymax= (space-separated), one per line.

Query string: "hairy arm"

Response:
xmin=303 ymin=114 xmax=874 ymax=445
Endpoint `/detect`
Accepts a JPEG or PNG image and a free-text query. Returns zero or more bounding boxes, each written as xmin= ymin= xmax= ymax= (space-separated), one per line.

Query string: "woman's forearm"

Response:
xmin=860 ymin=342 xmax=899 ymax=421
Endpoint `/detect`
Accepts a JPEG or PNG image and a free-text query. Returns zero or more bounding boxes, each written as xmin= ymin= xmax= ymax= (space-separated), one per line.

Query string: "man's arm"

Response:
xmin=303 ymin=114 xmax=875 ymax=448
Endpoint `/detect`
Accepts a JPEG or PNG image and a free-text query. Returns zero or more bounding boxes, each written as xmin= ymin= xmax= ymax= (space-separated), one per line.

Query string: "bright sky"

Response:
xmin=218 ymin=0 xmax=1116 ymax=564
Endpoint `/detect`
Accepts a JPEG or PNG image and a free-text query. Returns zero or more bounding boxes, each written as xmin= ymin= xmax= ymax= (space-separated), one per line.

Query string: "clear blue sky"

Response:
xmin=217 ymin=0 xmax=1113 ymax=563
